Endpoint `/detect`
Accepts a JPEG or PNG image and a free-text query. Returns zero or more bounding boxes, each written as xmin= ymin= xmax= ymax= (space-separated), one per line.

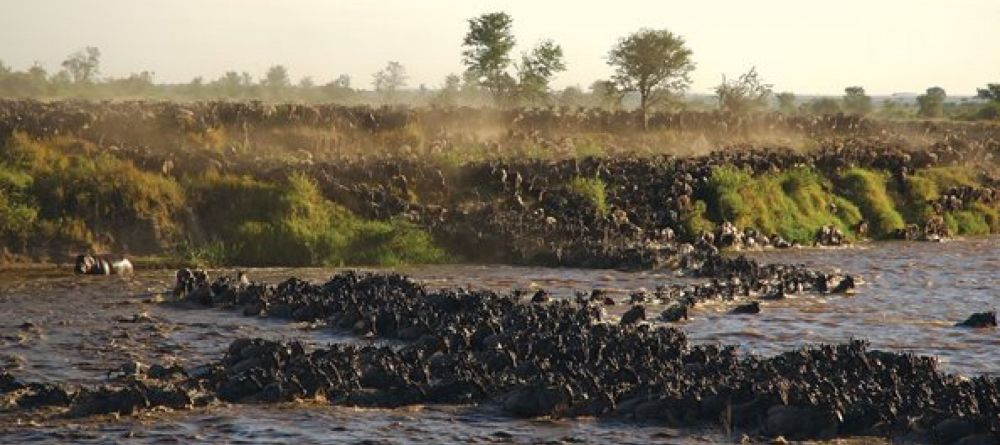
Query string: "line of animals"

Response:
xmin=6 ymin=263 xmax=996 ymax=445
xmin=5 ymin=99 xmax=1000 ymax=141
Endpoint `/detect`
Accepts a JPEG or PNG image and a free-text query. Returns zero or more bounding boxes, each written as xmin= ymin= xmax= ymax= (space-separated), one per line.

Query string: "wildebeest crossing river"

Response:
xmin=1 ymin=238 xmax=998 ymax=444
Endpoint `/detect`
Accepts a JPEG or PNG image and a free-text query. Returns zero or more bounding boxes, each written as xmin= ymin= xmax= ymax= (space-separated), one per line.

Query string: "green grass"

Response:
xmin=702 ymin=166 xmax=862 ymax=243
xmin=188 ymin=172 xmax=444 ymax=267
xmin=566 ymin=176 xmax=609 ymax=216
xmin=681 ymin=200 xmax=715 ymax=237
xmin=837 ymin=168 xmax=905 ymax=238
xmin=0 ymin=134 xmax=445 ymax=266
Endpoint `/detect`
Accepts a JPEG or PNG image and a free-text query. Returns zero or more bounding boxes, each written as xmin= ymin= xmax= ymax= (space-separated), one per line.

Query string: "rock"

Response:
xmin=730 ymin=301 xmax=761 ymax=315
xmin=933 ymin=418 xmax=982 ymax=444
xmin=659 ymin=304 xmax=688 ymax=322
xmin=954 ymin=434 xmax=1000 ymax=445
xmin=765 ymin=405 xmax=838 ymax=440
xmin=620 ymin=305 xmax=645 ymax=325
xmin=956 ymin=311 xmax=997 ymax=328
xmin=503 ymin=384 xmax=569 ymax=418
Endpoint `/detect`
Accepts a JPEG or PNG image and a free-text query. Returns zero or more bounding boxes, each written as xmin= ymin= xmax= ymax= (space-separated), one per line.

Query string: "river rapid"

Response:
xmin=1 ymin=238 xmax=997 ymax=444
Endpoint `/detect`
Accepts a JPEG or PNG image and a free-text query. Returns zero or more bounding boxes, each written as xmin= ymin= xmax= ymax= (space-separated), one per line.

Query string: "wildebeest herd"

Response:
xmin=2 ymin=263 xmax=996 ymax=444
xmin=3 ymin=100 xmax=1000 ymax=444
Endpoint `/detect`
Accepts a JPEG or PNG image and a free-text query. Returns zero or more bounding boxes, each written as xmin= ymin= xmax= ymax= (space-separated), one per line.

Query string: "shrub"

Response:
xmin=704 ymin=166 xmax=861 ymax=243
xmin=188 ymin=172 xmax=443 ymax=267
xmin=838 ymin=168 xmax=905 ymax=237
xmin=567 ymin=176 xmax=609 ymax=216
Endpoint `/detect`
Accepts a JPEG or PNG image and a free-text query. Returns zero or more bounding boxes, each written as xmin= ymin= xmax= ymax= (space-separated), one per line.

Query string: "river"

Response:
xmin=1 ymin=238 xmax=997 ymax=444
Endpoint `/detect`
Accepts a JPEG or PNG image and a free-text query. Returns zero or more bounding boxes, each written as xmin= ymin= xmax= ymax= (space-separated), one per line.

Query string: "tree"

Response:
xmin=213 ymin=71 xmax=250 ymax=98
xmin=879 ymin=99 xmax=913 ymax=119
xmin=432 ymin=73 xmax=463 ymax=107
xmin=261 ymin=65 xmax=291 ymax=100
xmin=607 ymin=29 xmax=695 ymax=128
xmin=262 ymin=65 xmax=291 ymax=88
xmin=978 ymin=83 xmax=1000 ymax=102
xmin=373 ymin=61 xmax=408 ymax=104
xmin=27 ymin=64 xmax=47 ymax=82
xmin=974 ymin=84 xmax=1000 ymax=120
xmin=515 ymin=40 xmax=566 ymax=105
xmin=807 ymin=97 xmax=841 ymax=115
xmin=715 ymin=67 xmax=773 ymax=114
xmin=916 ymin=87 xmax=946 ymax=118
xmin=61 ymin=46 xmax=101 ymax=83
xmin=775 ymin=92 xmax=796 ymax=113
xmin=558 ymin=86 xmax=587 ymax=107
xmin=461 ymin=12 xmax=516 ymax=100
xmin=842 ymin=86 xmax=872 ymax=115
xmin=321 ymin=75 xmax=353 ymax=103
xmin=590 ymin=80 xmax=621 ymax=109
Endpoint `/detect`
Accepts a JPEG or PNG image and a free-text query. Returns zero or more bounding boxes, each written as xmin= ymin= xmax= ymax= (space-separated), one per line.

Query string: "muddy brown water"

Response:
xmin=1 ymin=238 xmax=997 ymax=444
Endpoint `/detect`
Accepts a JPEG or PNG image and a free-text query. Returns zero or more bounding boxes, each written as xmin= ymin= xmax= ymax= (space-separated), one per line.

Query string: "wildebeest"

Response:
xmin=74 ymin=254 xmax=134 ymax=276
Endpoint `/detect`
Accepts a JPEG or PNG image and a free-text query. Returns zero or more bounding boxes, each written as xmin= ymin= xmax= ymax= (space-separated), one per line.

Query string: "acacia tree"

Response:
xmin=607 ymin=29 xmax=694 ymax=128
xmin=461 ymin=12 xmax=516 ymax=100
xmin=916 ymin=87 xmax=946 ymax=118
xmin=843 ymin=86 xmax=873 ymax=115
xmin=715 ymin=67 xmax=773 ymax=114
xmin=373 ymin=61 xmax=408 ymax=104
xmin=61 ymin=46 xmax=101 ymax=83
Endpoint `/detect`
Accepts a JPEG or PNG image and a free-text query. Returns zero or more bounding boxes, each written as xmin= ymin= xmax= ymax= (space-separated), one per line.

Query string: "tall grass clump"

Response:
xmin=704 ymin=166 xmax=861 ymax=243
xmin=566 ymin=176 xmax=609 ymax=216
xmin=837 ymin=168 xmax=904 ymax=237
xmin=2 ymin=134 xmax=186 ymax=255
xmin=188 ymin=172 xmax=443 ymax=267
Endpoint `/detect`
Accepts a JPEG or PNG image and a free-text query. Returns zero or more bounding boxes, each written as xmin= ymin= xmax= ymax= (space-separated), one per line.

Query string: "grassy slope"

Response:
xmin=691 ymin=165 xmax=999 ymax=244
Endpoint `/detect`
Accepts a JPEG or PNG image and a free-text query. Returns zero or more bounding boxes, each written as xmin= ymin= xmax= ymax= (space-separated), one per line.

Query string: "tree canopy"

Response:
xmin=607 ymin=29 xmax=694 ymax=126
xmin=843 ymin=86 xmax=873 ymax=115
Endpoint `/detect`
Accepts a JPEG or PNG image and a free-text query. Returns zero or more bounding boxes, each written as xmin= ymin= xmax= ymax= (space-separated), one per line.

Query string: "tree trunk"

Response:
xmin=640 ymin=93 xmax=648 ymax=130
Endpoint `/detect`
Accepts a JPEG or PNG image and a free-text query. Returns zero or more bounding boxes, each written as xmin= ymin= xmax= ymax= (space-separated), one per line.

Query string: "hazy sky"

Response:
xmin=1 ymin=0 xmax=998 ymax=95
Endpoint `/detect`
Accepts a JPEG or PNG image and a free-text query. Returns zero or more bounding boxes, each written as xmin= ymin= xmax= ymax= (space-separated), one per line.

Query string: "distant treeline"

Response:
xmin=3 ymin=11 xmax=1000 ymax=122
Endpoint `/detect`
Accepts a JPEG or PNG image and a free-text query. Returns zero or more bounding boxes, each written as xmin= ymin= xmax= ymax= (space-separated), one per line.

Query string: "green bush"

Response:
xmin=704 ymin=166 xmax=861 ymax=243
xmin=188 ymin=172 xmax=443 ymax=267
xmin=681 ymin=200 xmax=715 ymax=237
xmin=838 ymin=168 xmax=905 ymax=237
xmin=567 ymin=176 xmax=609 ymax=216
xmin=0 ymin=135 xmax=186 ymax=255
xmin=348 ymin=219 xmax=446 ymax=266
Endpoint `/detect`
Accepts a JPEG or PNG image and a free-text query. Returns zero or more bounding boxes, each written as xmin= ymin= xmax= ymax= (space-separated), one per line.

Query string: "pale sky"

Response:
xmin=1 ymin=0 xmax=998 ymax=95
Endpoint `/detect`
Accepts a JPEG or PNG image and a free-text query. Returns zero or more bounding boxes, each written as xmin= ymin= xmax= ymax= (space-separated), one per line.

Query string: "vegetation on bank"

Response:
xmin=688 ymin=165 xmax=1000 ymax=244
xmin=0 ymin=135 xmax=443 ymax=266
xmin=3 ymin=129 xmax=1000 ymax=267
xmin=566 ymin=176 xmax=609 ymax=216
xmin=701 ymin=166 xmax=863 ymax=242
